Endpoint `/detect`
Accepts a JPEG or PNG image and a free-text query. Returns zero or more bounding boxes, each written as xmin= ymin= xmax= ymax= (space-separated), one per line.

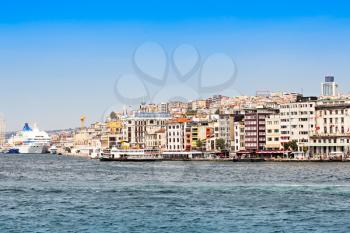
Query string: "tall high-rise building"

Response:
xmin=321 ymin=76 xmax=338 ymax=97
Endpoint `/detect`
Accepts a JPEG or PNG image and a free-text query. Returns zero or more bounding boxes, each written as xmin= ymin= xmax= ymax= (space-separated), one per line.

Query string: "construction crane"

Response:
xmin=80 ymin=115 xmax=86 ymax=129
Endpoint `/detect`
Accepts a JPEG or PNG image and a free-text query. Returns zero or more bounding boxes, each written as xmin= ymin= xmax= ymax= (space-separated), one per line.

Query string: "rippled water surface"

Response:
xmin=1 ymin=154 xmax=350 ymax=233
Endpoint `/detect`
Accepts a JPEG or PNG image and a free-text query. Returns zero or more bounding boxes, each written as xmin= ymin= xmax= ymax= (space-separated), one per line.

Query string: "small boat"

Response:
xmin=49 ymin=145 xmax=58 ymax=154
xmin=90 ymin=148 xmax=102 ymax=159
xmin=7 ymin=148 xmax=20 ymax=154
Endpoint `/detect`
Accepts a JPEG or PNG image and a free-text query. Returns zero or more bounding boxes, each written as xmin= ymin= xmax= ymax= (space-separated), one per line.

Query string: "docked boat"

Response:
xmin=7 ymin=148 xmax=20 ymax=154
xmin=71 ymin=146 xmax=102 ymax=159
xmin=162 ymin=151 xmax=204 ymax=160
xmin=49 ymin=145 xmax=58 ymax=154
xmin=100 ymin=147 xmax=162 ymax=162
xmin=8 ymin=123 xmax=50 ymax=154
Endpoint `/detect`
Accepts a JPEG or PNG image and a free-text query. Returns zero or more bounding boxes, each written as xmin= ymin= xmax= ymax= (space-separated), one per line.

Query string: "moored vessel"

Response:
xmin=49 ymin=145 xmax=58 ymax=154
xmin=100 ymin=147 xmax=162 ymax=162
xmin=8 ymin=123 xmax=50 ymax=154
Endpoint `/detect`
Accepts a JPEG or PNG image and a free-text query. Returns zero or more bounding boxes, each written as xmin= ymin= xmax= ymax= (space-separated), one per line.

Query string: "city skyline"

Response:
xmin=2 ymin=3 xmax=350 ymax=233
xmin=1 ymin=1 xmax=350 ymax=131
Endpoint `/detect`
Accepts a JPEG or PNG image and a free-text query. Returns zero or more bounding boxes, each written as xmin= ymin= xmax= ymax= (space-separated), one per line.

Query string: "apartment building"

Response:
xmin=233 ymin=119 xmax=245 ymax=152
xmin=145 ymin=128 xmax=166 ymax=149
xmin=101 ymin=120 xmax=124 ymax=148
xmin=279 ymin=98 xmax=317 ymax=152
xmin=265 ymin=114 xmax=282 ymax=150
xmin=124 ymin=112 xmax=171 ymax=148
xmin=218 ymin=114 xmax=235 ymax=151
xmin=244 ymin=108 xmax=277 ymax=151
xmin=206 ymin=120 xmax=220 ymax=151
xmin=166 ymin=118 xmax=191 ymax=151
xmin=187 ymin=121 xmax=211 ymax=150
xmin=309 ymin=99 xmax=350 ymax=157
xmin=191 ymin=99 xmax=207 ymax=110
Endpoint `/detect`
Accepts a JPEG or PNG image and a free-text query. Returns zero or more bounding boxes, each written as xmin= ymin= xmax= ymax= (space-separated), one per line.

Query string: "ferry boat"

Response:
xmin=100 ymin=147 xmax=162 ymax=162
xmin=8 ymin=123 xmax=50 ymax=154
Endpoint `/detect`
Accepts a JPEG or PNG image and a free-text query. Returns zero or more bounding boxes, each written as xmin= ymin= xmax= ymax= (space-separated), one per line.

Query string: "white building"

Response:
xmin=233 ymin=120 xmax=245 ymax=152
xmin=309 ymin=99 xmax=350 ymax=157
xmin=279 ymin=100 xmax=316 ymax=153
xmin=321 ymin=76 xmax=338 ymax=97
xmin=166 ymin=119 xmax=189 ymax=151
xmin=158 ymin=103 xmax=169 ymax=113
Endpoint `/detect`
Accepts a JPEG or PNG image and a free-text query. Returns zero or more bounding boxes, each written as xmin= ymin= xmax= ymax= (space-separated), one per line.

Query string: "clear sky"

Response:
xmin=1 ymin=0 xmax=350 ymax=131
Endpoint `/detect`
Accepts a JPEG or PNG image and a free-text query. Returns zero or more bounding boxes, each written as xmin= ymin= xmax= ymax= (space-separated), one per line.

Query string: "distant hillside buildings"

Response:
xmin=53 ymin=76 xmax=350 ymax=159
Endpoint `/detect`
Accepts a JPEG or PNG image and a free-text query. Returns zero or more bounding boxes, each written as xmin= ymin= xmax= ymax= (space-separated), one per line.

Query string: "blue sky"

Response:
xmin=1 ymin=1 xmax=350 ymax=130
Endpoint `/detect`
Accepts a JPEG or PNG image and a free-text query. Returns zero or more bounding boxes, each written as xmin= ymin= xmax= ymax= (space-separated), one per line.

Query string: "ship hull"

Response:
xmin=18 ymin=144 xmax=48 ymax=154
xmin=99 ymin=157 xmax=161 ymax=162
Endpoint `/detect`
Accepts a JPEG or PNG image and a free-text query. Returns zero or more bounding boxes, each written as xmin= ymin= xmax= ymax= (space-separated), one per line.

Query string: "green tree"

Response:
xmin=303 ymin=146 xmax=309 ymax=154
xmin=290 ymin=140 xmax=298 ymax=151
xmin=216 ymin=138 xmax=226 ymax=151
xmin=110 ymin=111 xmax=118 ymax=120
xmin=196 ymin=140 xmax=203 ymax=151
xmin=283 ymin=140 xmax=298 ymax=152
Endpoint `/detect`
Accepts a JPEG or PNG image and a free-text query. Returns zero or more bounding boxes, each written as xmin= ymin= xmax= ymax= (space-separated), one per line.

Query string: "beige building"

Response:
xmin=191 ymin=100 xmax=207 ymax=110
xmin=145 ymin=128 xmax=166 ymax=150
xmin=265 ymin=114 xmax=282 ymax=150
xmin=123 ymin=112 xmax=171 ymax=148
xmin=218 ymin=114 xmax=235 ymax=151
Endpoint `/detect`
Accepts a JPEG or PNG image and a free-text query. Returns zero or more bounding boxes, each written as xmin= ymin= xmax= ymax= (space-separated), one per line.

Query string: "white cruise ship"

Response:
xmin=9 ymin=123 xmax=51 ymax=154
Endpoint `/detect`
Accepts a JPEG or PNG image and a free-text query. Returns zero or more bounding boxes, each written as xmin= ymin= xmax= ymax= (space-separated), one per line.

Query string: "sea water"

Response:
xmin=1 ymin=154 xmax=350 ymax=232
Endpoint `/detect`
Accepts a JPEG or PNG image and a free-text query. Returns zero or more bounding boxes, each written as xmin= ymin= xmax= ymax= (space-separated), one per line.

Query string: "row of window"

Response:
xmin=323 ymin=117 xmax=345 ymax=124
xmin=168 ymin=132 xmax=183 ymax=136
xmin=280 ymin=111 xmax=314 ymax=116
xmin=313 ymin=138 xmax=350 ymax=144
xmin=321 ymin=109 xmax=347 ymax=116
xmin=168 ymin=125 xmax=184 ymax=129
xmin=167 ymin=145 xmax=185 ymax=150
xmin=267 ymin=137 xmax=280 ymax=142
xmin=323 ymin=126 xmax=346 ymax=134
xmin=168 ymin=138 xmax=185 ymax=143
xmin=280 ymin=104 xmax=314 ymax=109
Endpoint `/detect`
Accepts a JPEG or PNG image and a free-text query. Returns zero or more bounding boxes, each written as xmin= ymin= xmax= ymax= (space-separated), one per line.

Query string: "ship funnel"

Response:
xmin=23 ymin=123 xmax=32 ymax=132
